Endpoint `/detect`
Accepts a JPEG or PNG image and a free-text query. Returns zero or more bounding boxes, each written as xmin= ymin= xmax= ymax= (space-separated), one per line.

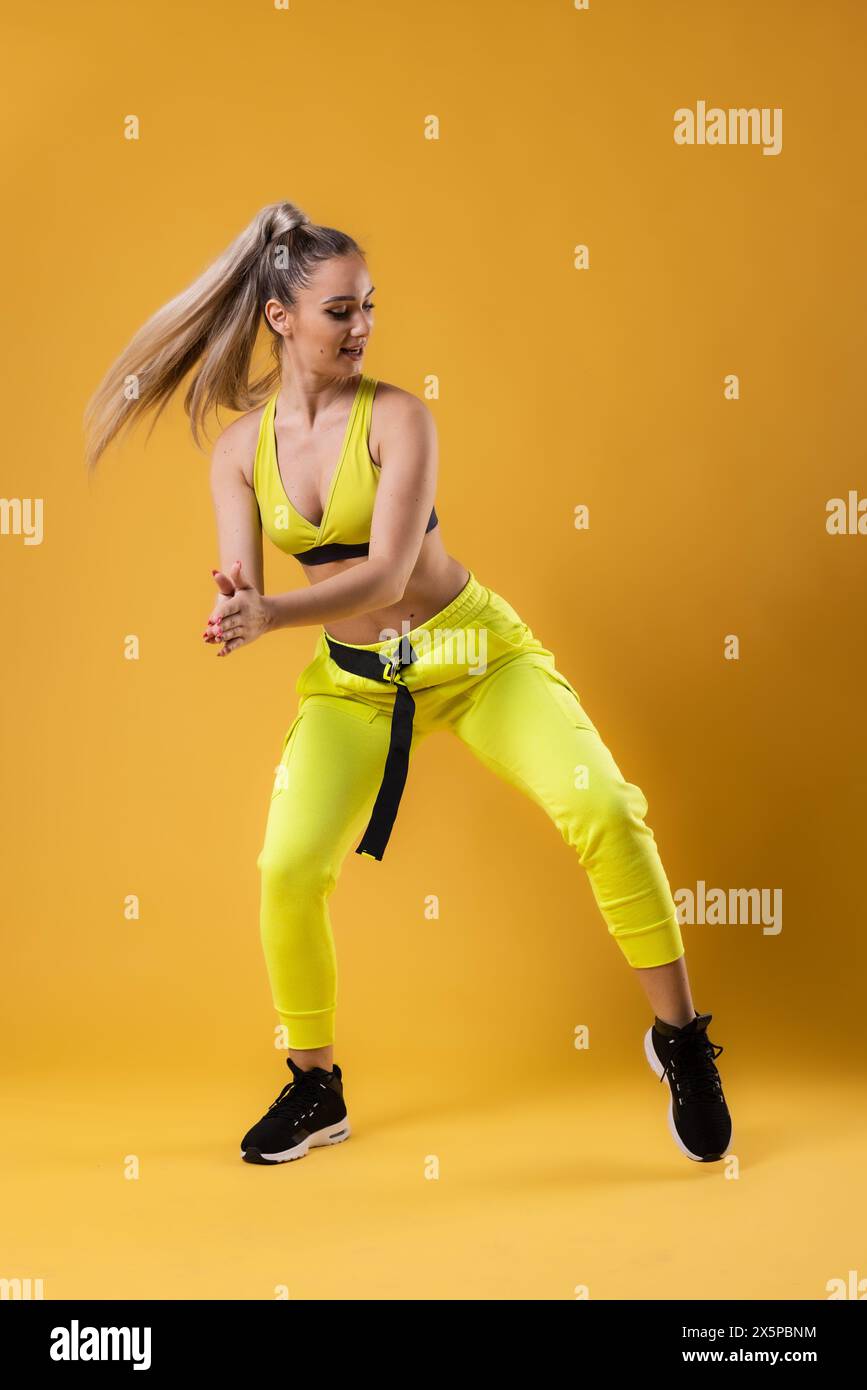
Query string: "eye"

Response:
xmin=328 ymin=302 xmax=376 ymax=319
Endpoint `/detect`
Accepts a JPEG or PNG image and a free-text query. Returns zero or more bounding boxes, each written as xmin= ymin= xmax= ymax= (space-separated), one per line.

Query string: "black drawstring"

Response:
xmin=324 ymin=633 xmax=419 ymax=860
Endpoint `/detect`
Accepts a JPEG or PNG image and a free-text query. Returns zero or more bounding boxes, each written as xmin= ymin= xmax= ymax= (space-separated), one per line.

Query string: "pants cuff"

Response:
xmin=612 ymin=914 xmax=685 ymax=969
xmin=278 ymin=1007 xmax=335 ymax=1050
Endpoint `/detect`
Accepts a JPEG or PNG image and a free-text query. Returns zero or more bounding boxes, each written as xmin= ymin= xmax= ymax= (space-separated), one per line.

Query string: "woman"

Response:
xmin=84 ymin=200 xmax=733 ymax=1168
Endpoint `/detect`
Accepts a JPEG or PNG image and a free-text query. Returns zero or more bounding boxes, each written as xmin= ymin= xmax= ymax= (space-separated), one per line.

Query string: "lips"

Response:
xmin=340 ymin=346 xmax=364 ymax=356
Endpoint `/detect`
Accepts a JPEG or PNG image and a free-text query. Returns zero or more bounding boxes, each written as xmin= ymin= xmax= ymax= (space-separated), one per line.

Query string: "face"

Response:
xmin=266 ymin=253 xmax=375 ymax=378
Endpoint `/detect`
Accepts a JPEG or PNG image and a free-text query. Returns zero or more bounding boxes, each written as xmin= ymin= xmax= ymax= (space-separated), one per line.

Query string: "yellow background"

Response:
xmin=2 ymin=0 xmax=865 ymax=1300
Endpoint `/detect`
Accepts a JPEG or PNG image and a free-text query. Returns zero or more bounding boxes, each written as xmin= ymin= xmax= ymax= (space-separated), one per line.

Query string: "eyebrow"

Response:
xmin=321 ymin=287 xmax=375 ymax=303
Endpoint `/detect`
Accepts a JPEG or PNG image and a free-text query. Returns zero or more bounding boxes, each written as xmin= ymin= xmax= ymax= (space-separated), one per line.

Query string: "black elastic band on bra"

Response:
xmin=296 ymin=540 xmax=371 ymax=565
xmin=296 ymin=508 xmax=439 ymax=566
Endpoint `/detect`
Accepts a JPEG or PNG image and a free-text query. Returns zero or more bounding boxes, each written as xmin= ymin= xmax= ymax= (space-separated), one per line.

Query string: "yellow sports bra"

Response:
xmin=253 ymin=374 xmax=439 ymax=565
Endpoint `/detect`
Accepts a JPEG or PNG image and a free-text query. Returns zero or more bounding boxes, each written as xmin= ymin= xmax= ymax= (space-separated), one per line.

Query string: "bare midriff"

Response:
xmin=309 ymin=528 xmax=471 ymax=645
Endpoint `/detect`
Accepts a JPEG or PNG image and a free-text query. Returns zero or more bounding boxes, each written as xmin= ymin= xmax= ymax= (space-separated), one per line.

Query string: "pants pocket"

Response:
xmin=301 ymin=692 xmax=382 ymax=724
xmin=269 ymin=711 xmax=304 ymax=800
xmin=544 ymin=667 xmax=598 ymax=732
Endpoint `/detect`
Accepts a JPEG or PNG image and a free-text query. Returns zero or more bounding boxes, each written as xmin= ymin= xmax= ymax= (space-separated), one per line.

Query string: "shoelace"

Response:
xmin=660 ymin=1032 xmax=725 ymax=1103
xmin=266 ymin=1074 xmax=327 ymax=1125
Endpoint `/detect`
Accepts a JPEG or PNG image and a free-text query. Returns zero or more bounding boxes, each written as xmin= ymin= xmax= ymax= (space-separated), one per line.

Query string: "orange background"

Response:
xmin=2 ymin=0 xmax=865 ymax=1300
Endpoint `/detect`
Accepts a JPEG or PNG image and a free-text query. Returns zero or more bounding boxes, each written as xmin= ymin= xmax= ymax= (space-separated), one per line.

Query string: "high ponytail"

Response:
xmin=82 ymin=200 xmax=363 ymax=471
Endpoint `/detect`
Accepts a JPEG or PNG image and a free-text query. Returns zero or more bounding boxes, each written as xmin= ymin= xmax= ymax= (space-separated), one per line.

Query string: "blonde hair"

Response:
xmin=82 ymin=200 xmax=364 ymax=471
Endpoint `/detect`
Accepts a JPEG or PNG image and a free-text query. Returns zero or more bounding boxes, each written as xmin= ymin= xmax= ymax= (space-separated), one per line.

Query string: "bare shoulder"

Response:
xmin=209 ymin=400 xmax=267 ymax=490
xmin=369 ymin=379 xmax=435 ymax=466
xmin=372 ymin=378 xmax=434 ymax=421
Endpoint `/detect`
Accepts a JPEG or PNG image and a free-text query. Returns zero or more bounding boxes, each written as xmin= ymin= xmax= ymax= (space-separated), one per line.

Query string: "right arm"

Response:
xmin=208 ymin=415 xmax=265 ymax=595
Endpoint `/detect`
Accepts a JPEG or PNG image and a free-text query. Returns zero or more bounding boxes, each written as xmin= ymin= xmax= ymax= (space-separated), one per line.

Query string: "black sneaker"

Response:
xmin=240 ymin=1058 xmax=351 ymax=1165
xmin=644 ymin=1011 xmax=733 ymax=1162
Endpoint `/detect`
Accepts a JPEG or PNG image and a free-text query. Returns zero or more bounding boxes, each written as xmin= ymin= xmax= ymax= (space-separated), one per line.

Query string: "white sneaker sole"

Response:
xmin=643 ymin=1027 xmax=733 ymax=1162
xmin=241 ymin=1116 xmax=351 ymax=1165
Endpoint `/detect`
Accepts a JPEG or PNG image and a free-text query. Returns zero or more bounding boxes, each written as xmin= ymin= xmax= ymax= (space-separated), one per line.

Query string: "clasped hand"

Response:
xmin=202 ymin=560 xmax=272 ymax=657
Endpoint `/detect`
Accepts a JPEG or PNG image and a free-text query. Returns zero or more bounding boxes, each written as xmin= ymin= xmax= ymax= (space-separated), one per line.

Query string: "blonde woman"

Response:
xmin=84 ymin=201 xmax=733 ymax=1167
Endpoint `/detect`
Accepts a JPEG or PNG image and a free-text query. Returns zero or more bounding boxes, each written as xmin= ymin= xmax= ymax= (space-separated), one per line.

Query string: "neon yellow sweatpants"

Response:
xmin=256 ymin=569 xmax=685 ymax=1047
